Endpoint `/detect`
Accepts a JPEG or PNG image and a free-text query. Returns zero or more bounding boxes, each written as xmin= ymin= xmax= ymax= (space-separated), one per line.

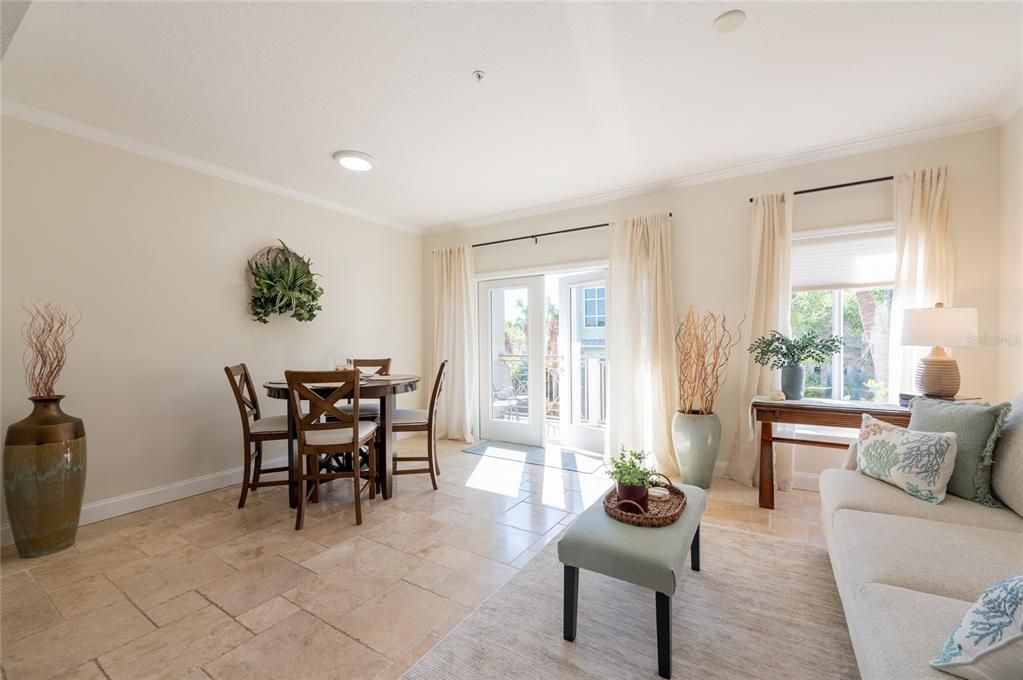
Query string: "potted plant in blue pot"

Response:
xmin=748 ymin=330 xmax=843 ymax=400
xmin=670 ymin=307 xmax=743 ymax=489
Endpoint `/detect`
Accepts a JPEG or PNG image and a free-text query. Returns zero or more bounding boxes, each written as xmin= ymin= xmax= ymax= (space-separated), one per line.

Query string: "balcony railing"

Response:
xmin=491 ymin=353 xmax=606 ymax=427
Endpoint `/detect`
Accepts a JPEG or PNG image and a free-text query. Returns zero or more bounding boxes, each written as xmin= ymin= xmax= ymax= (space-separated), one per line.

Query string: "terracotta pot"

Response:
xmin=3 ymin=396 xmax=87 ymax=558
xmin=616 ymin=483 xmax=649 ymax=514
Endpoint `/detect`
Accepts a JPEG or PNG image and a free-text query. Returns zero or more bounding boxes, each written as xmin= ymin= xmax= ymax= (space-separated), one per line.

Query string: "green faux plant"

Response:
xmin=247 ymin=241 xmax=324 ymax=324
xmin=607 ymin=447 xmax=655 ymax=488
xmin=748 ymin=330 xmax=843 ymax=369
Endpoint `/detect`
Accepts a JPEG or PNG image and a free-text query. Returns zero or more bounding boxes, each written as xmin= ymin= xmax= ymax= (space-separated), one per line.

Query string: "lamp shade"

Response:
xmin=901 ymin=306 xmax=978 ymax=347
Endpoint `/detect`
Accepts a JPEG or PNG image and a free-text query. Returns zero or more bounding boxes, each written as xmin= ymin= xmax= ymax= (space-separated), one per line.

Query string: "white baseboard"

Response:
xmin=1 ymin=455 xmax=288 ymax=547
xmin=711 ymin=461 xmax=820 ymax=492
xmin=793 ymin=472 xmax=820 ymax=492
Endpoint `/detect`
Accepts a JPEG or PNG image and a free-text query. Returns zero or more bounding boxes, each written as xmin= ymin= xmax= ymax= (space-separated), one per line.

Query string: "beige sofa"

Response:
xmin=819 ymin=396 xmax=1023 ymax=680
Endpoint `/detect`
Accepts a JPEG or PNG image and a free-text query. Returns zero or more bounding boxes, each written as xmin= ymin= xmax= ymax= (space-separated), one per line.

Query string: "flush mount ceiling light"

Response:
xmin=332 ymin=150 xmax=374 ymax=172
xmin=712 ymin=9 xmax=746 ymax=33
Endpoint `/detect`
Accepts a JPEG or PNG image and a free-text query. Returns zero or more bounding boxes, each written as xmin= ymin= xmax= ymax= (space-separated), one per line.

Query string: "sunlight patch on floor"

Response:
xmin=540 ymin=463 xmax=570 ymax=509
xmin=464 ymin=455 xmax=526 ymax=497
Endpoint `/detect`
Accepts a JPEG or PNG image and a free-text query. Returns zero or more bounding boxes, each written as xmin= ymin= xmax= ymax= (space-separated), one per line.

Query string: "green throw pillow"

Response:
xmin=908 ymin=397 xmax=1012 ymax=506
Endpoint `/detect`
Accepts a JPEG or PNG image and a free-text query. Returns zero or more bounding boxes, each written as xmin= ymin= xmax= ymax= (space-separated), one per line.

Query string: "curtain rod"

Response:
xmin=471 ymin=213 xmax=673 ymax=249
xmin=747 ymin=176 xmax=893 ymax=203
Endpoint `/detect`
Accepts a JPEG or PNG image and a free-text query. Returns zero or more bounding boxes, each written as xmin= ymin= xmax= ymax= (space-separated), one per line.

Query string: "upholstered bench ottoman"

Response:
xmin=557 ymin=484 xmax=706 ymax=679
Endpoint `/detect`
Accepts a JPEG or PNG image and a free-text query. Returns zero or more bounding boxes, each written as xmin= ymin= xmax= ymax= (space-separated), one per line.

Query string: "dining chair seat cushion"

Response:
xmin=339 ymin=402 xmax=380 ymax=415
xmin=393 ymin=409 xmax=428 ymax=426
xmin=303 ymin=421 xmax=377 ymax=446
xmin=250 ymin=415 xmax=289 ymax=434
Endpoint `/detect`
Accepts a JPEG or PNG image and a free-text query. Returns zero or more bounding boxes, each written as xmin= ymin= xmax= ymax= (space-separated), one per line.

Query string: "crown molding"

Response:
xmin=0 ymin=99 xmax=419 ymax=234
xmin=423 ymin=111 xmax=1006 ymax=234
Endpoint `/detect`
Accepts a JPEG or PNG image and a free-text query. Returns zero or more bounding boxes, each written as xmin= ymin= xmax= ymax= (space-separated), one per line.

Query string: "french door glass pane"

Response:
xmin=490 ymin=287 xmax=529 ymax=422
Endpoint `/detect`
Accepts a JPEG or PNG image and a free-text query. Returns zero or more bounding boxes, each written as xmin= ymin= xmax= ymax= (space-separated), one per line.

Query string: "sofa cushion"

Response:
xmin=909 ymin=397 xmax=1011 ymax=506
xmin=819 ymin=469 xmax=1023 ymax=533
xmin=845 ymin=583 xmax=970 ymax=680
xmin=992 ymin=394 xmax=1023 ymax=516
xmin=830 ymin=509 xmax=1023 ymax=603
xmin=855 ymin=414 xmax=957 ymax=503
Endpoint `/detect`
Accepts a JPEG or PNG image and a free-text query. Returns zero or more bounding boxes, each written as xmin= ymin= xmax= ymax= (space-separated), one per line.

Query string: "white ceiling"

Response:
xmin=3 ymin=2 xmax=1020 ymax=232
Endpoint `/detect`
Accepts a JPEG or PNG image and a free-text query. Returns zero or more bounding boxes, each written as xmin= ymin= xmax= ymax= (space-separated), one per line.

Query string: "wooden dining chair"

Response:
xmin=391 ymin=360 xmax=448 ymax=490
xmin=285 ymin=369 xmax=377 ymax=530
xmin=224 ymin=364 xmax=291 ymax=509
xmin=340 ymin=358 xmax=391 ymax=419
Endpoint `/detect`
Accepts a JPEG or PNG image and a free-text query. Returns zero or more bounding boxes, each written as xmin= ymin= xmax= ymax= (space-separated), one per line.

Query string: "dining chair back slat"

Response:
xmin=225 ymin=363 xmax=261 ymax=425
xmin=295 ymin=384 xmax=357 ymax=430
xmin=352 ymin=358 xmax=391 ymax=376
xmin=428 ymin=360 xmax=448 ymax=424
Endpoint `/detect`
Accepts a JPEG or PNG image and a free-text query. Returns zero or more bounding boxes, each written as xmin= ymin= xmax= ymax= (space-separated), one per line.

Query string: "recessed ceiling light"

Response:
xmin=712 ymin=9 xmax=746 ymax=33
xmin=332 ymin=150 xmax=374 ymax=172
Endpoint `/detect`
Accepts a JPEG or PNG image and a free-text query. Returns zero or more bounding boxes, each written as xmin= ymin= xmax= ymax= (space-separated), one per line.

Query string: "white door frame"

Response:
xmin=477 ymin=275 xmax=545 ymax=446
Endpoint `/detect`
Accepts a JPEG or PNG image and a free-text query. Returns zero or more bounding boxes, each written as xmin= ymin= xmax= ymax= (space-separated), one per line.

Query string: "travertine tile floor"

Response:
xmin=0 ymin=436 xmax=824 ymax=680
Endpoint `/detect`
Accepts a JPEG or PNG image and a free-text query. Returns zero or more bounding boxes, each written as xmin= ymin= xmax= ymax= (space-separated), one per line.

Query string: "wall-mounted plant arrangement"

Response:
xmin=247 ymin=241 xmax=324 ymax=323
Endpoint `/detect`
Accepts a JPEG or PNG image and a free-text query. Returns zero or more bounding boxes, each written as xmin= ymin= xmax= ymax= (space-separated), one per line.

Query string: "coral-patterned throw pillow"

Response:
xmin=933 ymin=574 xmax=1023 ymax=679
xmin=856 ymin=414 xmax=958 ymax=503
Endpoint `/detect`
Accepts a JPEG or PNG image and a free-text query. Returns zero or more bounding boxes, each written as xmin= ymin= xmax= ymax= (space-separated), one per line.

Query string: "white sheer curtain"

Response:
xmin=433 ymin=246 xmax=478 ymax=442
xmin=728 ymin=193 xmax=795 ymax=489
xmin=607 ymin=213 xmax=679 ymax=476
xmin=888 ymin=166 xmax=953 ymax=400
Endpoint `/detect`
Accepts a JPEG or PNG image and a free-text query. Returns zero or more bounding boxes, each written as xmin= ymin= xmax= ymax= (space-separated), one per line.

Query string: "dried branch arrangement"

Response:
xmin=22 ymin=303 xmax=80 ymax=398
xmin=674 ymin=306 xmax=743 ymax=415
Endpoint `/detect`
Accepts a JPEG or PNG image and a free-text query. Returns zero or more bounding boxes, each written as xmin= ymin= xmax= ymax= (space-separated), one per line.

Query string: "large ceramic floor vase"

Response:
xmin=671 ymin=411 xmax=721 ymax=489
xmin=3 ymin=396 xmax=86 ymax=558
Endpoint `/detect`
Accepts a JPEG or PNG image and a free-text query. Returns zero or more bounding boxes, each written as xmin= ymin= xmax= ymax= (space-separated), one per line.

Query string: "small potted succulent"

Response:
xmin=748 ymin=330 xmax=843 ymax=400
xmin=608 ymin=447 xmax=655 ymax=513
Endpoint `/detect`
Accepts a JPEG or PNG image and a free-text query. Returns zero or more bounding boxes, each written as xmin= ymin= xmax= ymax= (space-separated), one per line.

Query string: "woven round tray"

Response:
xmin=604 ymin=474 xmax=687 ymax=528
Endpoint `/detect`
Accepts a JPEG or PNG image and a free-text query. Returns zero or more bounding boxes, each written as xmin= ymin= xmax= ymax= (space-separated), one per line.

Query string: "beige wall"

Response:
xmin=1 ymin=117 xmax=424 ymax=521
xmin=999 ymin=109 xmax=1023 ymax=401
xmin=424 ymin=125 xmax=1010 ymax=477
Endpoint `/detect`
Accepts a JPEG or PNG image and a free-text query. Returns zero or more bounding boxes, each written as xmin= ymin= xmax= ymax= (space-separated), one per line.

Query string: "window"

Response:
xmin=791 ymin=288 xmax=893 ymax=402
xmin=790 ymin=224 xmax=896 ymax=403
xmin=583 ymin=287 xmax=605 ymax=327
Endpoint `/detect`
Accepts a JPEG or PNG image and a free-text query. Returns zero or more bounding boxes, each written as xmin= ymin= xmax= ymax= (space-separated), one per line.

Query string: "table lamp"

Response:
xmin=901 ymin=303 xmax=978 ymax=398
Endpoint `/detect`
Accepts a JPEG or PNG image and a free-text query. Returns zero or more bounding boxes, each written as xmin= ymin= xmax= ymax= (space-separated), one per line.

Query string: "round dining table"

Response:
xmin=263 ymin=374 xmax=420 ymax=505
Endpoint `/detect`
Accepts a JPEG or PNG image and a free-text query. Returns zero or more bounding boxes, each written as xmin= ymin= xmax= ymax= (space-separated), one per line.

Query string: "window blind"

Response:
xmin=790 ymin=223 xmax=895 ymax=291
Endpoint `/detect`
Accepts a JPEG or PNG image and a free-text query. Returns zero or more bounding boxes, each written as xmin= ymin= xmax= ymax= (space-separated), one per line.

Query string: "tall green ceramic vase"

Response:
xmin=671 ymin=411 xmax=722 ymax=489
xmin=3 ymin=396 xmax=86 ymax=558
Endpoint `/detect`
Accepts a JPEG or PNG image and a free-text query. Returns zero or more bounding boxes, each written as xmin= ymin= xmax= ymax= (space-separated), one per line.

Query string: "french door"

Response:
xmin=478 ymin=276 xmax=545 ymax=446
xmin=557 ymin=271 xmax=608 ymax=453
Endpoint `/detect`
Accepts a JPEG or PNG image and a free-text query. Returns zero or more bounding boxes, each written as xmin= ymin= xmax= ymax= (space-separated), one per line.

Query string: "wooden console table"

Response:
xmin=752 ymin=397 xmax=910 ymax=509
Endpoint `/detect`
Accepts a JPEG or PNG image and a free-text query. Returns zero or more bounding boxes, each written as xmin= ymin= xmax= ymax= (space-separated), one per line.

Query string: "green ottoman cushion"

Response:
xmin=557 ymin=484 xmax=707 ymax=595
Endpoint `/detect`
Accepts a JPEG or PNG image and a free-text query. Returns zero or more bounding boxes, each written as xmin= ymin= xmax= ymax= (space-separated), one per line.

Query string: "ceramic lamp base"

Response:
xmin=914 ymin=346 xmax=960 ymax=398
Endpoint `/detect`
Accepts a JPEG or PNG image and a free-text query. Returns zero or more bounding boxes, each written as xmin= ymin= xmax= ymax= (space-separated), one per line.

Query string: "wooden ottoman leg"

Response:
xmin=656 ymin=591 xmax=671 ymax=678
xmin=691 ymin=525 xmax=700 ymax=572
xmin=564 ymin=565 xmax=579 ymax=642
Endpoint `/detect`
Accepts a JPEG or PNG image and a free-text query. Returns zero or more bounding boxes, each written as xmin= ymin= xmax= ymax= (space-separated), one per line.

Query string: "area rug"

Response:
xmin=463 ymin=440 xmax=604 ymax=473
xmin=404 ymin=523 xmax=858 ymax=679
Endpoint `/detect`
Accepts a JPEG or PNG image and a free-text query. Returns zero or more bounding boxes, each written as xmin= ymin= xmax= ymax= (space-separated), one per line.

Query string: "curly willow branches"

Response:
xmin=21 ymin=303 xmax=81 ymax=398
xmin=674 ymin=306 xmax=743 ymax=415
